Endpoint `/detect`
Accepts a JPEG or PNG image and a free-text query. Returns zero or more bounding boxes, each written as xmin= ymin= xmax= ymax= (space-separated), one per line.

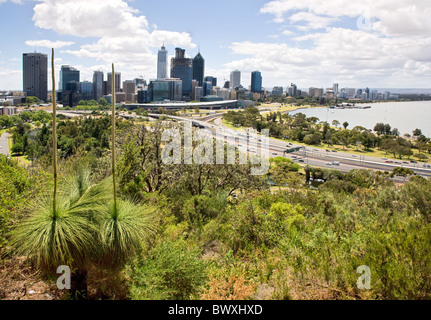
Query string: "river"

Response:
xmin=289 ymin=101 xmax=431 ymax=137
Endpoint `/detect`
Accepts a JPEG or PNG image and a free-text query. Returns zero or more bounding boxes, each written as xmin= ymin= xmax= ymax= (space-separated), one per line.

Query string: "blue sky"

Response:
xmin=1 ymin=0 xmax=431 ymax=92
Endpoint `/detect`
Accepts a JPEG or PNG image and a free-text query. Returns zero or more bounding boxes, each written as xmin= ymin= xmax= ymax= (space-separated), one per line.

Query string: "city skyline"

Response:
xmin=1 ymin=0 xmax=431 ymax=91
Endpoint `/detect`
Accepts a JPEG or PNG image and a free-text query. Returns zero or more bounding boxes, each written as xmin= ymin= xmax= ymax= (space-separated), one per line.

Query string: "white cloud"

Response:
xmin=25 ymin=40 xmax=74 ymax=49
xmin=260 ymin=0 xmax=431 ymax=37
xmin=32 ymin=0 xmax=196 ymax=80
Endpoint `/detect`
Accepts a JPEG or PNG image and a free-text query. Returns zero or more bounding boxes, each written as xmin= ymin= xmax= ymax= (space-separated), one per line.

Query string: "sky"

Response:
xmin=1 ymin=0 xmax=431 ymax=92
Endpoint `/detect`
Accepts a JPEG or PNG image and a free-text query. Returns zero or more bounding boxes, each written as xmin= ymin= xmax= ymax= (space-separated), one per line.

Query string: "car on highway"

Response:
xmin=403 ymin=161 xmax=409 ymax=164
xmin=291 ymin=155 xmax=297 ymax=159
xmin=385 ymin=160 xmax=393 ymax=163
xmin=423 ymin=164 xmax=431 ymax=168
xmin=395 ymin=161 xmax=401 ymax=164
xmin=332 ymin=161 xmax=340 ymax=166
xmin=352 ymin=155 xmax=357 ymax=157
xmin=382 ymin=157 xmax=388 ymax=160
xmin=326 ymin=163 xmax=332 ymax=166
xmin=410 ymin=160 xmax=417 ymax=163
xmin=272 ymin=152 xmax=278 ymax=155
xmin=332 ymin=150 xmax=337 ymax=153
xmin=298 ymin=159 xmax=305 ymax=163
xmin=326 ymin=150 xmax=331 ymax=152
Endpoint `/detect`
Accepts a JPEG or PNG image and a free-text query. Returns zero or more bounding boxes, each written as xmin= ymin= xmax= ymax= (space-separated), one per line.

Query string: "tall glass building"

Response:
xmin=251 ymin=71 xmax=262 ymax=93
xmin=148 ymin=80 xmax=170 ymax=102
xmin=59 ymin=65 xmax=80 ymax=92
xmin=192 ymin=52 xmax=205 ymax=86
xmin=107 ymin=72 xmax=121 ymax=94
xmin=23 ymin=53 xmax=48 ymax=101
xmin=171 ymin=48 xmax=192 ymax=100
xmin=93 ymin=71 xmax=104 ymax=101
xmin=230 ymin=70 xmax=241 ymax=90
xmin=157 ymin=45 xmax=168 ymax=79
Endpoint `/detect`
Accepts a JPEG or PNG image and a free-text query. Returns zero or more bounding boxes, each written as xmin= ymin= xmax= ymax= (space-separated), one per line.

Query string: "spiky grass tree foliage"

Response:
xmin=97 ymin=63 xmax=156 ymax=271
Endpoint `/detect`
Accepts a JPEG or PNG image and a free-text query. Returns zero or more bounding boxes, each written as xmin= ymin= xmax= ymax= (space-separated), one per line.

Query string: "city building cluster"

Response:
xmin=0 ymin=49 xmax=396 ymax=108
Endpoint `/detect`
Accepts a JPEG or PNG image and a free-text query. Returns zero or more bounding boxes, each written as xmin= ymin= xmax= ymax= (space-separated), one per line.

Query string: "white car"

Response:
xmin=332 ymin=161 xmax=340 ymax=166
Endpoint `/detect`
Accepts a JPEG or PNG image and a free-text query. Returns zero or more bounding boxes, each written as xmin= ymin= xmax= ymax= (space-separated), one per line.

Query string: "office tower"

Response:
xmin=356 ymin=89 xmax=363 ymax=98
xmin=217 ymin=88 xmax=229 ymax=100
xmin=107 ymin=72 xmax=121 ymax=94
xmin=251 ymin=71 xmax=262 ymax=93
xmin=192 ymin=52 xmax=205 ymax=86
xmin=191 ymin=80 xmax=199 ymax=101
xmin=333 ymin=83 xmax=339 ymax=95
xmin=123 ymin=80 xmax=136 ymax=103
xmin=309 ymin=87 xmax=323 ymax=98
xmin=157 ymin=45 xmax=168 ymax=79
xmin=59 ymin=65 xmax=80 ymax=92
xmin=93 ymin=71 xmax=104 ymax=101
xmin=223 ymin=81 xmax=230 ymax=89
xmin=272 ymin=86 xmax=284 ymax=97
xmin=166 ymin=78 xmax=183 ymax=101
xmin=288 ymin=83 xmax=297 ymax=97
xmin=23 ymin=53 xmax=48 ymax=101
xmin=204 ymin=76 xmax=217 ymax=87
xmin=365 ymin=87 xmax=370 ymax=100
xmin=148 ymin=80 xmax=170 ymax=102
xmin=195 ymin=87 xmax=203 ymax=101
xmin=203 ymin=81 xmax=212 ymax=97
xmin=78 ymin=81 xmax=93 ymax=100
xmin=171 ymin=48 xmax=193 ymax=100
xmin=230 ymin=70 xmax=241 ymax=90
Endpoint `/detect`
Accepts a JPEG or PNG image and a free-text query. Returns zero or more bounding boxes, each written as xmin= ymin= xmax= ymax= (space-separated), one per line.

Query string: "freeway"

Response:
xmin=44 ymin=109 xmax=431 ymax=178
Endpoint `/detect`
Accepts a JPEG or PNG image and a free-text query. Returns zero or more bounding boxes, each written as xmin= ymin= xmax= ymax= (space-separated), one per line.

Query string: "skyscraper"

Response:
xmin=23 ymin=53 xmax=48 ymax=101
xmin=204 ymin=76 xmax=217 ymax=87
xmin=123 ymin=80 xmax=136 ymax=103
xmin=107 ymin=72 xmax=121 ymax=94
xmin=251 ymin=71 xmax=262 ymax=94
xmin=59 ymin=65 xmax=80 ymax=92
xmin=171 ymin=48 xmax=193 ymax=100
xmin=230 ymin=70 xmax=241 ymax=90
xmin=192 ymin=52 xmax=205 ymax=86
xmin=93 ymin=71 xmax=104 ymax=101
xmin=157 ymin=45 xmax=168 ymax=79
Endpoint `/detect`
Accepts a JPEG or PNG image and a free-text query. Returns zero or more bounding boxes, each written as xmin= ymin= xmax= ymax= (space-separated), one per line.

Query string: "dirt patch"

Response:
xmin=0 ymin=256 xmax=65 ymax=300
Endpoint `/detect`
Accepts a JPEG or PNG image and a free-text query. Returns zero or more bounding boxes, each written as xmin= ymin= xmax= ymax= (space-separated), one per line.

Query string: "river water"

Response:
xmin=289 ymin=101 xmax=431 ymax=137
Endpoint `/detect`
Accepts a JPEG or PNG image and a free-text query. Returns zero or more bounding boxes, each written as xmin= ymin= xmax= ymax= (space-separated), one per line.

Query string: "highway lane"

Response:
xmin=46 ymin=109 xmax=431 ymax=178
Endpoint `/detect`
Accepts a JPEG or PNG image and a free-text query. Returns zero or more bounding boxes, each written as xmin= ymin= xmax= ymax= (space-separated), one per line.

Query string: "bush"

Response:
xmin=128 ymin=239 xmax=208 ymax=300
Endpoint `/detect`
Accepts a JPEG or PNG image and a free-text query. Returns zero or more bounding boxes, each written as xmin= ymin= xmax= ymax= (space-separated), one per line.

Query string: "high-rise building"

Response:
xmin=23 ymin=53 xmax=48 ymax=101
xmin=78 ymin=81 xmax=93 ymax=100
xmin=223 ymin=81 xmax=230 ymax=89
xmin=251 ymin=71 xmax=262 ymax=94
xmin=166 ymin=78 xmax=183 ymax=101
xmin=203 ymin=81 xmax=212 ymax=97
xmin=59 ymin=65 xmax=80 ymax=92
xmin=107 ymin=72 xmax=121 ymax=94
xmin=309 ymin=87 xmax=323 ymax=98
xmin=171 ymin=48 xmax=193 ymax=100
xmin=204 ymin=76 xmax=217 ymax=87
xmin=288 ymin=83 xmax=297 ymax=97
xmin=333 ymin=83 xmax=339 ymax=95
xmin=157 ymin=45 xmax=168 ymax=79
xmin=272 ymin=86 xmax=284 ymax=97
xmin=148 ymin=80 xmax=170 ymax=102
xmin=230 ymin=70 xmax=241 ymax=90
xmin=123 ymin=80 xmax=136 ymax=103
xmin=93 ymin=71 xmax=104 ymax=101
xmin=192 ymin=52 xmax=205 ymax=86
xmin=191 ymin=80 xmax=199 ymax=101
xmin=195 ymin=86 xmax=203 ymax=101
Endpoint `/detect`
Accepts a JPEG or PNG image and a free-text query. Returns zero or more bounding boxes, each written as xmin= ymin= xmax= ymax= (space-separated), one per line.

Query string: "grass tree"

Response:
xmin=10 ymin=49 xmax=109 ymax=298
xmin=97 ymin=63 xmax=156 ymax=271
